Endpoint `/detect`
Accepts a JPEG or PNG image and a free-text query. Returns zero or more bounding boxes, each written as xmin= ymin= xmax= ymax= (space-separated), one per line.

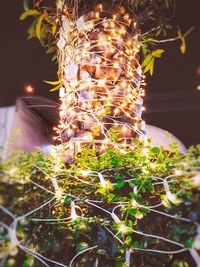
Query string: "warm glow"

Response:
xmin=57 ymin=4 xmax=146 ymax=157
xmin=24 ymin=84 xmax=34 ymax=94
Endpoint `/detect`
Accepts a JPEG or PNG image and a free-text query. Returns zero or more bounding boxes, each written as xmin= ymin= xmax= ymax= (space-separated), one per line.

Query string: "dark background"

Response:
xmin=0 ymin=0 xmax=200 ymax=146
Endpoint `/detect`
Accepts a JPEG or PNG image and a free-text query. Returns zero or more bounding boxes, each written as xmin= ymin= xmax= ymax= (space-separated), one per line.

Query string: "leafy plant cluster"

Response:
xmin=0 ymin=142 xmax=200 ymax=266
xmin=20 ymin=0 xmax=193 ymax=77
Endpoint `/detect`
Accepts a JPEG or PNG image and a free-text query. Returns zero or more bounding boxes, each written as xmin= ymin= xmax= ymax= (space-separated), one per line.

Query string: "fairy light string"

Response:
xmin=0 ymin=159 xmax=200 ymax=266
xmin=53 ymin=1 xmax=200 ymax=261
xmin=1 ymin=1 xmax=200 ymax=267
xmin=55 ymin=1 xmax=146 ymax=158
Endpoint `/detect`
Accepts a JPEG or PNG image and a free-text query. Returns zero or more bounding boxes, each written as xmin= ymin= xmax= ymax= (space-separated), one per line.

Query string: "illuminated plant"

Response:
xmin=0 ymin=1 xmax=199 ymax=267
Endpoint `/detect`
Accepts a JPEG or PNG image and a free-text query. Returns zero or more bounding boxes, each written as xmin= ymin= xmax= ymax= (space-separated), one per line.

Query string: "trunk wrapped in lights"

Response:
xmin=56 ymin=1 xmax=146 ymax=155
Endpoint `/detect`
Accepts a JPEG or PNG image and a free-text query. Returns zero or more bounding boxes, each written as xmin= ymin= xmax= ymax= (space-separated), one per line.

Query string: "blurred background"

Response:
xmin=0 ymin=0 xmax=200 ymax=147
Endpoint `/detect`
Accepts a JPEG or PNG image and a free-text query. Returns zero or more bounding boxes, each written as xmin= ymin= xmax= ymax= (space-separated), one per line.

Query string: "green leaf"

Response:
xmin=132 ymin=241 xmax=140 ymax=248
xmin=23 ymin=0 xmax=30 ymax=11
xmin=172 ymin=260 xmax=189 ymax=267
xmin=22 ymin=261 xmax=32 ymax=267
xmin=184 ymin=237 xmax=194 ymax=248
xmin=151 ymin=147 xmax=160 ymax=154
xmin=141 ymin=38 xmax=154 ymax=44
xmin=36 ymin=15 xmax=44 ymax=40
xmin=114 ymin=174 xmax=120 ymax=180
xmin=142 ymin=44 xmax=148 ymax=57
xmin=117 ymin=180 xmax=125 ymax=188
xmin=5 ymin=259 xmax=16 ymax=267
xmin=64 ymin=196 xmax=71 ymax=203
xmin=76 ymin=242 xmax=89 ymax=252
xmin=129 ymin=208 xmax=137 ymax=216
xmin=125 ymin=236 xmax=132 ymax=246
xmin=20 ymin=9 xmax=41 ymax=20
xmin=52 ymin=53 xmax=57 ymax=62
xmin=152 ymin=49 xmax=165 ymax=58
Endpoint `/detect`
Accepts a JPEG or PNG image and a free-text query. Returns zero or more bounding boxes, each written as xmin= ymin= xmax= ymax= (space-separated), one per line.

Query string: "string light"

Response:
xmin=56 ymin=4 xmax=146 ymax=155
xmin=1 ymin=3 xmax=200 ymax=267
xmin=81 ymin=169 xmax=91 ymax=177
xmin=174 ymin=169 xmax=183 ymax=176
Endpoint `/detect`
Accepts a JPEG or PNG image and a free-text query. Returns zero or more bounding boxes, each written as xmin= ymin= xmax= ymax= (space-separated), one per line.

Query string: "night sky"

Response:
xmin=0 ymin=0 xmax=200 ymax=146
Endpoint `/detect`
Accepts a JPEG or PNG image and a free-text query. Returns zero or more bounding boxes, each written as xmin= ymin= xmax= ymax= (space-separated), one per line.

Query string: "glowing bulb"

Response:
xmin=114 ymin=108 xmax=120 ymax=115
xmin=135 ymin=213 xmax=144 ymax=220
xmin=98 ymin=79 xmax=106 ymax=87
xmin=55 ymin=189 xmax=63 ymax=200
xmin=95 ymin=12 xmax=100 ymax=19
xmin=81 ymin=169 xmax=91 ymax=177
xmin=114 ymin=62 xmax=120 ymax=68
xmin=166 ymin=192 xmax=181 ymax=205
xmin=150 ymin=163 xmax=156 ymax=170
xmin=59 ymin=87 xmax=65 ymax=97
xmin=175 ymin=169 xmax=183 ymax=176
xmin=24 ymin=84 xmax=34 ymax=94
xmin=77 ymin=142 xmax=82 ymax=153
xmin=131 ymin=199 xmax=138 ymax=208
xmin=96 ymin=4 xmax=103 ymax=11
xmin=122 ymin=125 xmax=127 ymax=132
xmin=124 ymin=14 xmax=129 ymax=20
xmin=118 ymin=224 xmax=129 ymax=234
xmin=142 ymin=148 xmax=149 ymax=155
xmin=54 ymin=166 xmax=60 ymax=172
xmin=112 ymin=14 xmax=117 ymax=20
xmin=67 ymin=128 xmax=73 ymax=136
xmin=120 ymin=28 xmax=126 ymax=35
xmin=120 ymin=149 xmax=127 ymax=154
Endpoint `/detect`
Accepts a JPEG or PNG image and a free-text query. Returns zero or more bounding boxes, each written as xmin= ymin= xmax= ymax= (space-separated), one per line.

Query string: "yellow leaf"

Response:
xmin=152 ymin=49 xmax=165 ymax=58
xmin=143 ymin=58 xmax=155 ymax=75
xmin=36 ymin=14 xmax=44 ymax=40
xmin=20 ymin=9 xmax=41 ymax=20
xmin=50 ymin=84 xmax=61 ymax=92
xmin=142 ymin=54 xmax=153 ymax=68
xmin=52 ymin=23 xmax=57 ymax=36
xmin=46 ymin=46 xmax=57 ymax=54
xmin=150 ymin=58 xmax=155 ymax=76
xmin=178 ymin=28 xmax=186 ymax=54
xmin=180 ymin=38 xmax=186 ymax=54
xmin=44 ymin=80 xmax=61 ymax=85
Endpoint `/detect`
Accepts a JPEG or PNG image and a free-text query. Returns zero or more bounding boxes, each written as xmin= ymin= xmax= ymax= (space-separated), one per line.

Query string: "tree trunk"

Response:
xmin=56 ymin=0 xmax=146 ymax=158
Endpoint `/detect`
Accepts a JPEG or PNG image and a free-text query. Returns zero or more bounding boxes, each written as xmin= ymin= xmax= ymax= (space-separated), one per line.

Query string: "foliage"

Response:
xmin=20 ymin=0 xmax=193 ymax=77
xmin=1 ymin=141 xmax=200 ymax=266
xmin=12 ymin=1 xmax=199 ymax=266
xmin=20 ymin=3 xmax=57 ymax=61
